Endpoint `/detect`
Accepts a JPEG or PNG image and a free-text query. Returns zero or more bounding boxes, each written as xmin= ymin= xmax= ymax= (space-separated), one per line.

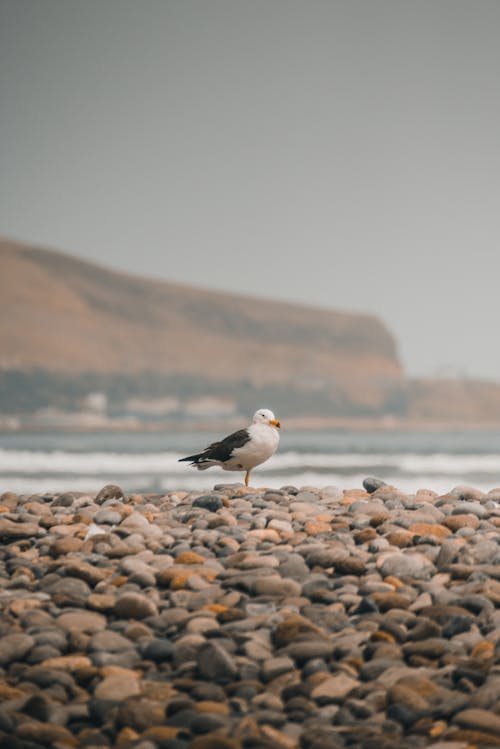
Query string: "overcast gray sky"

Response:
xmin=1 ymin=0 xmax=500 ymax=380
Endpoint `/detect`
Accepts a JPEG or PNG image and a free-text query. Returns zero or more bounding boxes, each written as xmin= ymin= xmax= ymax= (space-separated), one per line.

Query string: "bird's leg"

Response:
xmin=245 ymin=470 xmax=250 ymax=487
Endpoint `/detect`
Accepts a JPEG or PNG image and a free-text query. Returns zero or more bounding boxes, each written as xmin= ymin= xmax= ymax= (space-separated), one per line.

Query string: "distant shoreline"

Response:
xmin=5 ymin=415 xmax=500 ymax=434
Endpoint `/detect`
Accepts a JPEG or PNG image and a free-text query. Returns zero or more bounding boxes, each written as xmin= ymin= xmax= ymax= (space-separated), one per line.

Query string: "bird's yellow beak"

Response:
xmin=269 ymin=418 xmax=281 ymax=428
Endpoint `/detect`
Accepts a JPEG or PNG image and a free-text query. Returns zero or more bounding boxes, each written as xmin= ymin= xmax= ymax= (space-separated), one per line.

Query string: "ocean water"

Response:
xmin=2 ymin=429 xmax=500 ymax=496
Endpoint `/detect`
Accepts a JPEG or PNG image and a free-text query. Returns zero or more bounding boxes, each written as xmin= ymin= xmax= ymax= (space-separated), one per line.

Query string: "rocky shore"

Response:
xmin=0 ymin=480 xmax=499 ymax=749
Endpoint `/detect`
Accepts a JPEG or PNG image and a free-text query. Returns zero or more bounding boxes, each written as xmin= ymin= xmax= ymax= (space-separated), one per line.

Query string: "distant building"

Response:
xmin=82 ymin=392 xmax=108 ymax=414
xmin=124 ymin=396 xmax=180 ymax=417
xmin=184 ymin=397 xmax=237 ymax=418
xmin=34 ymin=407 xmax=109 ymax=428
xmin=0 ymin=415 xmax=20 ymax=430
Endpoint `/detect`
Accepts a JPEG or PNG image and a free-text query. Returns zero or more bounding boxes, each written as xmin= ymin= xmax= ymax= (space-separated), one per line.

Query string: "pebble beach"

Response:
xmin=0 ymin=479 xmax=499 ymax=749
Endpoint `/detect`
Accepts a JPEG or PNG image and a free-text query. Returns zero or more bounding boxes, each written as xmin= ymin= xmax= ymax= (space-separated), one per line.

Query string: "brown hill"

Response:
xmin=0 ymin=238 xmax=403 ymax=413
xmin=407 ymin=378 xmax=500 ymax=423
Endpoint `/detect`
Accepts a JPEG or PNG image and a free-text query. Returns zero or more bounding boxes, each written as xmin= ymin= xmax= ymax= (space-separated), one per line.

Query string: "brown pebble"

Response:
xmin=387 ymin=682 xmax=429 ymax=712
xmin=385 ymin=529 xmax=415 ymax=547
xmin=16 ymin=722 xmax=77 ymax=746
xmin=310 ymin=673 xmax=359 ymax=704
xmin=49 ymin=536 xmax=85 ymax=556
xmin=175 ymin=550 xmax=207 ymax=564
xmin=354 ymin=528 xmax=378 ymax=544
xmin=409 ymin=522 xmax=451 ymax=543
xmin=96 ymin=483 xmax=125 ymax=503
xmin=371 ymin=592 xmax=412 ymax=612
xmin=190 ymin=735 xmax=241 ymax=749
xmin=42 ymin=655 xmax=92 ymax=671
xmin=141 ymin=726 xmax=182 ymax=742
xmin=195 ymin=700 xmax=231 ymax=715
xmin=443 ymin=514 xmax=480 ymax=531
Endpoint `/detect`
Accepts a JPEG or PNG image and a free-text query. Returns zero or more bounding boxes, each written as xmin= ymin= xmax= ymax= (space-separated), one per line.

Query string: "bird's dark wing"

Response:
xmin=179 ymin=428 xmax=251 ymax=464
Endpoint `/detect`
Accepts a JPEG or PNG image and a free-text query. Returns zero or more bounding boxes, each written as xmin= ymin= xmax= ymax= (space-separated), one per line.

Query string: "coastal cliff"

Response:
xmin=0 ymin=238 xmax=403 ymax=418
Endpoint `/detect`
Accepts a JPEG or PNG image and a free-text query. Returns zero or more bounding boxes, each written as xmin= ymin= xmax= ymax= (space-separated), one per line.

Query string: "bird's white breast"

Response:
xmin=227 ymin=423 xmax=280 ymax=470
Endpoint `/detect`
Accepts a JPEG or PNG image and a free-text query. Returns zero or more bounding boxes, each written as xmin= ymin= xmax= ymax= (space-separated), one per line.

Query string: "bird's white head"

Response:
xmin=252 ymin=408 xmax=281 ymax=429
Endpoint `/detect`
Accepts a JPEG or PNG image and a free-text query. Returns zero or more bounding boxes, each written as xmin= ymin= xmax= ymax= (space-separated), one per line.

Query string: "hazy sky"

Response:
xmin=1 ymin=1 xmax=500 ymax=379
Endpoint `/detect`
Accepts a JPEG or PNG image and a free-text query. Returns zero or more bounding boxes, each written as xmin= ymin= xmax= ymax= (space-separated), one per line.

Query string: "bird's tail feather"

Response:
xmin=178 ymin=454 xmax=213 ymax=470
xmin=178 ymin=454 xmax=202 ymax=463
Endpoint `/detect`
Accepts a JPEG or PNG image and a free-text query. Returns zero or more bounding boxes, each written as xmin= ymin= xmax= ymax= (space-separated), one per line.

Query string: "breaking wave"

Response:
xmin=1 ymin=445 xmax=500 ymax=496
xmin=2 ymin=448 xmax=500 ymax=475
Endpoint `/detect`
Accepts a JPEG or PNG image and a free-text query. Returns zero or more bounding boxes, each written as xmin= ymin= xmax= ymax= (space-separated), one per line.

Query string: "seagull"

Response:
xmin=179 ymin=408 xmax=281 ymax=486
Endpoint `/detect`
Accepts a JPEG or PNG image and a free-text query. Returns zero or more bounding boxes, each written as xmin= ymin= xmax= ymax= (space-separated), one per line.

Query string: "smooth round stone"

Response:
xmin=468 ymin=539 xmax=500 ymax=564
xmin=26 ymin=644 xmax=62 ymax=663
xmin=197 ymin=641 xmax=238 ymax=681
xmin=450 ymin=486 xmax=485 ymax=501
xmin=95 ymin=484 xmax=125 ymax=504
xmin=49 ymin=536 xmax=85 ymax=556
xmin=378 ymin=552 xmax=436 ymax=580
xmin=186 ymin=616 xmax=219 ymax=634
xmin=285 ymin=639 xmax=334 ymax=665
xmin=252 ymin=576 xmax=302 ymax=597
xmin=225 ymin=551 xmax=279 ymax=569
xmin=114 ymin=592 xmax=159 ymax=619
xmin=452 ymin=707 xmax=500 ymax=735
xmin=436 ymin=538 xmax=467 ymax=569
xmin=277 ymin=553 xmax=310 ymax=581
xmin=332 ymin=556 xmax=366 ymax=575
xmin=116 ymin=697 xmax=166 ymax=731
xmin=310 ymin=673 xmax=359 ymax=704
xmin=360 ymin=658 xmax=406 ymax=681
xmin=52 ymin=493 xmax=75 ymax=507
xmin=172 ymin=634 xmax=206 ymax=667
xmin=248 ymin=496 xmax=267 ymax=509
xmin=0 ymin=517 xmax=43 ymax=539
xmin=94 ymin=672 xmax=140 ymax=701
xmin=56 ymin=611 xmax=107 ymax=633
xmin=405 ymin=617 xmax=441 ymax=641
xmin=455 ymin=526 xmax=476 ymax=539
xmin=304 ymin=519 xmax=332 ymax=535
xmin=445 ymin=514 xmax=480 ymax=531
xmin=370 ymin=538 xmax=391 ymax=552
xmin=192 ymin=495 xmax=224 ymax=512
xmin=267 ymin=518 xmax=294 ymax=534
xmin=482 ymin=579 xmax=500 ymax=605
xmin=190 ymin=712 xmax=229 ymax=734
xmin=402 ymin=637 xmax=448 ymax=659
xmin=43 ymin=576 xmax=92 ymax=607
xmin=363 ymin=478 xmax=388 ymax=494
xmin=15 ymin=723 xmax=76 ymax=746
xmin=0 ymin=633 xmax=35 ymax=665
xmin=409 ymin=522 xmax=451 ymax=544
xmin=87 ymin=592 xmax=117 ymax=612
xmin=90 ymin=630 xmax=134 ymax=653
xmin=94 ymin=509 xmax=122 ymax=525
xmin=320 ymin=486 xmax=343 ymax=500
xmin=452 ymin=502 xmax=487 ymax=518
xmin=41 ymin=654 xmax=93 ymax=671
xmin=141 ymin=638 xmax=174 ymax=662
xmin=58 ymin=558 xmax=110 ymax=586
xmin=370 ymin=592 xmax=412 ymax=612
xmin=0 ymin=491 xmax=19 ymax=507
xmin=128 ymin=569 xmax=157 ymax=587
xmin=305 ymin=546 xmax=349 ymax=568
xmin=260 ymin=656 xmax=295 ymax=682
xmin=32 ymin=628 xmax=67 ymax=650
